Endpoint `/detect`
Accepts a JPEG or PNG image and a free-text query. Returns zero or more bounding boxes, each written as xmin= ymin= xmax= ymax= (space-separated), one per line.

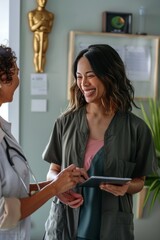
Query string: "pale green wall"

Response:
xmin=20 ymin=0 xmax=160 ymax=239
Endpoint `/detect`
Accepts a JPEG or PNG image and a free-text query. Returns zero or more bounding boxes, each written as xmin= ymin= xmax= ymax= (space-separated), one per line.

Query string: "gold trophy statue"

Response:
xmin=28 ymin=0 xmax=54 ymax=73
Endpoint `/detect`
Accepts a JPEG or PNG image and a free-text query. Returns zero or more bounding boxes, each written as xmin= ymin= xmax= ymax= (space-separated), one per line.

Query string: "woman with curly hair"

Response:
xmin=43 ymin=44 xmax=157 ymax=240
xmin=0 ymin=45 xmax=84 ymax=239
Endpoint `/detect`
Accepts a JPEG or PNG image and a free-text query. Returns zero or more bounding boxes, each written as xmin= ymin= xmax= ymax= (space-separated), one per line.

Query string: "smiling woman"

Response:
xmin=43 ymin=44 xmax=157 ymax=240
xmin=0 ymin=44 xmax=83 ymax=239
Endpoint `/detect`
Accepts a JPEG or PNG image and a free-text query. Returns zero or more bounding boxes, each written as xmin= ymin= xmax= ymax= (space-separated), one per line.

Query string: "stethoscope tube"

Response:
xmin=3 ymin=137 xmax=41 ymax=196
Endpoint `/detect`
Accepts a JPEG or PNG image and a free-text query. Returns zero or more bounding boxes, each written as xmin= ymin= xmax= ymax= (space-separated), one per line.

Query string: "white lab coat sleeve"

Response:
xmin=0 ymin=197 xmax=21 ymax=229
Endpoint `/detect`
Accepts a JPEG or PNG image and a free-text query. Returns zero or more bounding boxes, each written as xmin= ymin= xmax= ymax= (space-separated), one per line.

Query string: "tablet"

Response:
xmin=78 ymin=176 xmax=131 ymax=187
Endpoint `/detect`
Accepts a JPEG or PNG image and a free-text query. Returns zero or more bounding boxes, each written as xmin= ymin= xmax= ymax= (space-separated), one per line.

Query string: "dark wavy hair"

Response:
xmin=0 ymin=45 xmax=17 ymax=83
xmin=66 ymin=44 xmax=138 ymax=114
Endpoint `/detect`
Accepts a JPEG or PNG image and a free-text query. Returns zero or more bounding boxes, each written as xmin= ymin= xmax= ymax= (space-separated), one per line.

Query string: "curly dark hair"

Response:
xmin=0 ymin=45 xmax=17 ymax=84
xmin=66 ymin=44 xmax=138 ymax=114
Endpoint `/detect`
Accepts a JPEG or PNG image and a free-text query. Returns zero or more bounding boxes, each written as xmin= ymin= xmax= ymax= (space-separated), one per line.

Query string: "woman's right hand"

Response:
xmin=51 ymin=164 xmax=81 ymax=195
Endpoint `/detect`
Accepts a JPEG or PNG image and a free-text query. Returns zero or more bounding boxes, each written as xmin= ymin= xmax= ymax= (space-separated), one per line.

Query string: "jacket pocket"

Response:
xmin=100 ymin=211 xmax=134 ymax=240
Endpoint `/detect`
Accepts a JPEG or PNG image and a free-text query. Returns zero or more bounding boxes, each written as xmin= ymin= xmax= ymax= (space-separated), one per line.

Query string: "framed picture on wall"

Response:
xmin=102 ymin=11 xmax=132 ymax=34
xmin=67 ymin=31 xmax=159 ymax=99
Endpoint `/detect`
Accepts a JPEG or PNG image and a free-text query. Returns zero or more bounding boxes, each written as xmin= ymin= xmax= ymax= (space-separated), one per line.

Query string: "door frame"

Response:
xmin=8 ymin=0 xmax=20 ymax=141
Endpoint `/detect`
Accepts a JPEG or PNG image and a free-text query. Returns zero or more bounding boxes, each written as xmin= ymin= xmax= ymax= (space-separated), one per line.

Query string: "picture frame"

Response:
xmin=67 ymin=31 xmax=160 ymax=99
xmin=102 ymin=11 xmax=132 ymax=34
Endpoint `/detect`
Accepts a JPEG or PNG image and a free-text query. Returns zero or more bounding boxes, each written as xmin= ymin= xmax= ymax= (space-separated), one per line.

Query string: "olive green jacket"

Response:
xmin=43 ymin=106 xmax=157 ymax=240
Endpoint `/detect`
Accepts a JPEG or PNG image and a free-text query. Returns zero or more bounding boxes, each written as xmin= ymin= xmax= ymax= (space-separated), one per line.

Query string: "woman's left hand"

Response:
xmin=57 ymin=190 xmax=84 ymax=208
xmin=100 ymin=182 xmax=130 ymax=196
xmin=66 ymin=191 xmax=84 ymax=208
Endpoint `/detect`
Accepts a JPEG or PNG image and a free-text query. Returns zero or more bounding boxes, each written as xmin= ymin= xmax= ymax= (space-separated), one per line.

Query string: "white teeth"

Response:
xmin=84 ymin=89 xmax=95 ymax=96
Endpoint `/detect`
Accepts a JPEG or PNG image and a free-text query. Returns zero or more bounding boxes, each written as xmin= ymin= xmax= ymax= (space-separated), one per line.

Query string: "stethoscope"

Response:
xmin=3 ymin=136 xmax=41 ymax=196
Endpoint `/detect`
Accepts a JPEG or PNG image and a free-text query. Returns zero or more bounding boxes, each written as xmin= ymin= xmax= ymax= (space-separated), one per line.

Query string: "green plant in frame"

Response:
xmin=141 ymin=98 xmax=160 ymax=211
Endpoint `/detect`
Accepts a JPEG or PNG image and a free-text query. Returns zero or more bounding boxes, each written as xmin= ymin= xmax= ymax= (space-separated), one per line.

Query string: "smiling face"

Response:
xmin=0 ymin=64 xmax=20 ymax=106
xmin=76 ymin=56 xmax=106 ymax=104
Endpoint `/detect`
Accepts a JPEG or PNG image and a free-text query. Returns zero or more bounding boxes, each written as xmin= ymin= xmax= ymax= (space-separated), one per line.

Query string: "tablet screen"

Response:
xmin=78 ymin=176 xmax=131 ymax=187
